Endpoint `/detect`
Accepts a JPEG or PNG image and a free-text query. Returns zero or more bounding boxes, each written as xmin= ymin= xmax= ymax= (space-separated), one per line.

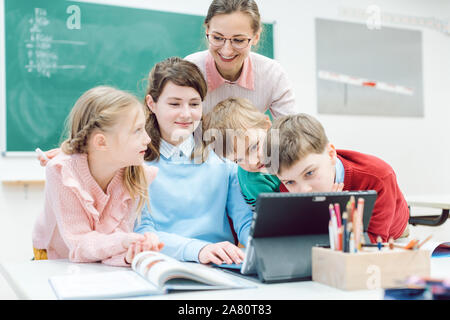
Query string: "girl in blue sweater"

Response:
xmin=134 ymin=57 xmax=252 ymax=265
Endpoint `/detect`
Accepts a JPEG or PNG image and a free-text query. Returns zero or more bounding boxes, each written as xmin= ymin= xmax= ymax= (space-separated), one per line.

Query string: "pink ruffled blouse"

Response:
xmin=32 ymin=153 xmax=158 ymax=266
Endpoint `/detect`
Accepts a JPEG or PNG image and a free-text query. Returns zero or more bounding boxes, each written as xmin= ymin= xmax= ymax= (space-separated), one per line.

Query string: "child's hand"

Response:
xmin=141 ymin=232 xmax=164 ymax=252
xmin=198 ymin=241 xmax=244 ymax=265
xmin=38 ymin=148 xmax=61 ymax=166
xmin=124 ymin=233 xmax=164 ymax=264
xmin=122 ymin=233 xmax=145 ymax=249
xmin=332 ymin=182 xmax=344 ymax=192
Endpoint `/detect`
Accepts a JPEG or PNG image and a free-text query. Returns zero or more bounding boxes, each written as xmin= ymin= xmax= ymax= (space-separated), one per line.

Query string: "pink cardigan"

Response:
xmin=32 ymin=153 xmax=158 ymax=266
xmin=185 ymin=50 xmax=299 ymax=117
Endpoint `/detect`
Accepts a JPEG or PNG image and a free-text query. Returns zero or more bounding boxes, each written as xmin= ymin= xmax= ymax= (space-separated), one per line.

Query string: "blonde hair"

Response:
xmin=144 ymin=57 xmax=208 ymax=163
xmin=61 ymin=86 xmax=150 ymax=219
xmin=264 ymin=113 xmax=329 ymax=174
xmin=202 ymin=97 xmax=269 ymax=158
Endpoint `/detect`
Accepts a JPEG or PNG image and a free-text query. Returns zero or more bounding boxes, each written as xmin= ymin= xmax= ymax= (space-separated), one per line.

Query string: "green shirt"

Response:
xmin=237 ymin=166 xmax=281 ymax=208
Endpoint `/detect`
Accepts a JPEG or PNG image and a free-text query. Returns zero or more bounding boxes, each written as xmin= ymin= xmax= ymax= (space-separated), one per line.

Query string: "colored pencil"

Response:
xmin=328 ymin=204 xmax=336 ymax=220
xmin=337 ymin=226 xmax=343 ymax=251
xmin=376 ymin=236 xmax=382 ymax=251
xmin=349 ymin=232 xmax=355 ymax=253
xmin=331 ymin=211 xmax=339 ymax=250
xmin=346 ymin=200 xmax=352 ymax=223
xmin=346 ymin=221 xmax=353 ymax=253
xmin=328 ymin=221 xmax=335 ymax=250
xmin=416 ymin=235 xmax=433 ymax=249
xmin=342 ymin=211 xmax=348 ymax=252
xmin=350 ymin=196 xmax=356 ymax=222
xmin=334 ymin=203 xmax=342 ymax=228
xmin=355 ymin=198 xmax=364 ymax=251
xmin=404 ymin=239 xmax=420 ymax=250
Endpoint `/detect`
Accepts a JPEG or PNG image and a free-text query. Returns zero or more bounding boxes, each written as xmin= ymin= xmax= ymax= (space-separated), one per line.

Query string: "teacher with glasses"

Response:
xmin=185 ymin=0 xmax=298 ymax=117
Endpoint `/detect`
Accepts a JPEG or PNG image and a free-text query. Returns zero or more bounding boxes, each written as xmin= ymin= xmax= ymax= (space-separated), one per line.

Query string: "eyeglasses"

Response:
xmin=206 ymin=33 xmax=252 ymax=50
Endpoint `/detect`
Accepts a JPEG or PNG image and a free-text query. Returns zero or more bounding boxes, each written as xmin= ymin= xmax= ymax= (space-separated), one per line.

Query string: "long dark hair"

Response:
xmin=143 ymin=57 xmax=208 ymax=162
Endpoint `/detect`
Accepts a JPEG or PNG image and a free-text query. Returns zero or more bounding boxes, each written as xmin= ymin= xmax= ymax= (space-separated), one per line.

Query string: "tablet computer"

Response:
xmin=241 ymin=190 xmax=377 ymax=280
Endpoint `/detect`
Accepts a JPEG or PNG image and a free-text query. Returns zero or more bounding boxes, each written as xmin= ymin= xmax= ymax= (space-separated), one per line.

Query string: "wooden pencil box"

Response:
xmin=311 ymin=246 xmax=431 ymax=291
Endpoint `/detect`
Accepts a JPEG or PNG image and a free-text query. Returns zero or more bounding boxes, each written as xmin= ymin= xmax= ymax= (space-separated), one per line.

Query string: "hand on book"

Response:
xmin=124 ymin=232 xmax=164 ymax=264
xmin=198 ymin=241 xmax=244 ymax=265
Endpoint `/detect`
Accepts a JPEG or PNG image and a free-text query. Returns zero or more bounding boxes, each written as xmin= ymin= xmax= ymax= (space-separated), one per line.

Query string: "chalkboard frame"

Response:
xmin=0 ymin=0 xmax=275 ymax=155
xmin=0 ymin=0 xmax=6 ymax=155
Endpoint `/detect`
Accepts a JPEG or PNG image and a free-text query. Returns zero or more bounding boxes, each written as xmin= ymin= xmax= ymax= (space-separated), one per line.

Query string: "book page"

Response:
xmin=421 ymin=241 xmax=450 ymax=257
xmin=49 ymin=270 xmax=162 ymax=299
xmin=132 ymin=251 xmax=254 ymax=289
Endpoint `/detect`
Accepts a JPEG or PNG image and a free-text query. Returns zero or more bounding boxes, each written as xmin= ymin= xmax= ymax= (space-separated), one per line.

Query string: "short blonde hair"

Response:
xmin=203 ymin=97 xmax=269 ymax=158
xmin=264 ymin=113 xmax=329 ymax=174
xmin=61 ymin=86 xmax=150 ymax=219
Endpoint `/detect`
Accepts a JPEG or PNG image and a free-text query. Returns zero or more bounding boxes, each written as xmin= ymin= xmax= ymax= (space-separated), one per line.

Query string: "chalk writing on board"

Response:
xmin=24 ymin=8 xmax=86 ymax=78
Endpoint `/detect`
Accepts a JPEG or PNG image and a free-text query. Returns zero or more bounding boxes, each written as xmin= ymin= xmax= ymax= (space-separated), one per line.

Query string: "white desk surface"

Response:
xmin=406 ymin=195 xmax=450 ymax=209
xmin=1 ymin=257 xmax=449 ymax=300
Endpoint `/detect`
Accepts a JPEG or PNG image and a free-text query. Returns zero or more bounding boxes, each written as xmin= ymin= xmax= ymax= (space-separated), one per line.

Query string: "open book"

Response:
xmin=49 ymin=251 xmax=256 ymax=300
xmin=421 ymin=241 xmax=450 ymax=258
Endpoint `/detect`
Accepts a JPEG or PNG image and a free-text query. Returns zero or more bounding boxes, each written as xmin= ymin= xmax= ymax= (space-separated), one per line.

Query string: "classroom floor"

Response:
xmin=0 ymin=223 xmax=448 ymax=300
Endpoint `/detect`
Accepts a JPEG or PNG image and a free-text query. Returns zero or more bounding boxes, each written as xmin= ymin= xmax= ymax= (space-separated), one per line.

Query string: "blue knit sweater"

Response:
xmin=134 ymin=149 xmax=252 ymax=262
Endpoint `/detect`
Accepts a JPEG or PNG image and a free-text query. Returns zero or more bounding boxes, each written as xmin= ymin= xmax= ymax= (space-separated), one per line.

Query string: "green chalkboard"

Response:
xmin=3 ymin=0 xmax=274 ymax=152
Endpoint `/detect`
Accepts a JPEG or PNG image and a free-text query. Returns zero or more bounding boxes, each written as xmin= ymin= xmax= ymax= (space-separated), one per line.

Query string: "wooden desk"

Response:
xmin=1 ymin=257 xmax=449 ymax=300
xmin=1 ymin=180 xmax=45 ymax=186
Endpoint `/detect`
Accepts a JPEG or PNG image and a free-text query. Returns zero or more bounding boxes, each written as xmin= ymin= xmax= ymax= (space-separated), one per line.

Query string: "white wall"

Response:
xmin=263 ymin=0 xmax=450 ymax=198
xmin=1 ymin=0 xmax=449 ymax=264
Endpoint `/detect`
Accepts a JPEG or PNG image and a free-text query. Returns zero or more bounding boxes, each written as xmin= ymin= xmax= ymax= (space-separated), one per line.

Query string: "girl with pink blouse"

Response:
xmin=32 ymin=86 xmax=163 ymax=266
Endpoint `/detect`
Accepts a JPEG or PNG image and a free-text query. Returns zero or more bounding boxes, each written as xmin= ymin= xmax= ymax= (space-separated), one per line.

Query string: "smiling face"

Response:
xmin=206 ymin=11 xmax=260 ymax=81
xmin=146 ymin=81 xmax=202 ymax=146
xmin=277 ymin=144 xmax=337 ymax=193
xmin=101 ymin=104 xmax=151 ymax=168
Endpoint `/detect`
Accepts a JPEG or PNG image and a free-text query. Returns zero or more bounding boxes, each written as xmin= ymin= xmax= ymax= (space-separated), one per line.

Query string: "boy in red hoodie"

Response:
xmin=264 ymin=113 xmax=410 ymax=243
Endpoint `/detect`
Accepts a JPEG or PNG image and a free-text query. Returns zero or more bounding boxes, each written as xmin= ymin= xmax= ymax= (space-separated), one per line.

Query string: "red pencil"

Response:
xmin=334 ymin=203 xmax=342 ymax=228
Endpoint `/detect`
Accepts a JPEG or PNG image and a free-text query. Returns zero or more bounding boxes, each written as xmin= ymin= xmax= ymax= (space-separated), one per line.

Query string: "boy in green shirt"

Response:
xmin=203 ymin=98 xmax=281 ymax=209
xmin=237 ymin=167 xmax=280 ymax=208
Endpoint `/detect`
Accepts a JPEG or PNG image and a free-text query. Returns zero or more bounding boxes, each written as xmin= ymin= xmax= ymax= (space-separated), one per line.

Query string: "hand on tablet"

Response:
xmin=199 ymin=241 xmax=244 ymax=265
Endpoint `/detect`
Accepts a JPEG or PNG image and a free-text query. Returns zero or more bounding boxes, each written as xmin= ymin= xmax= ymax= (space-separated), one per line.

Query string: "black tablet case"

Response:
xmin=250 ymin=191 xmax=377 ymax=283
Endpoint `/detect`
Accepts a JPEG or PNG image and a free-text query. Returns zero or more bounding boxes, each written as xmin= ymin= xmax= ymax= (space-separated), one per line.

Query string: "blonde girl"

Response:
xmin=32 ymin=86 xmax=163 ymax=266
